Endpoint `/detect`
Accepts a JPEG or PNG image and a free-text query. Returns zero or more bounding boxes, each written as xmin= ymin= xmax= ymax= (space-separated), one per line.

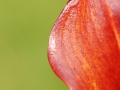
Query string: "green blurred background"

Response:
xmin=0 ymin=0 xmax=68 ymax=90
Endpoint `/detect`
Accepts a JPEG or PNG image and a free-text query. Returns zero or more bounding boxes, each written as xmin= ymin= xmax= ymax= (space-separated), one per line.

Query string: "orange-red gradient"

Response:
xmin=48 ymin=0 xmax=120 ymax=90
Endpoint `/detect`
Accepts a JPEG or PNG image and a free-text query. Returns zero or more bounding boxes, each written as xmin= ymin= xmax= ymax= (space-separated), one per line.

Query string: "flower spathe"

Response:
xmin=48 ymin=0 xmax=120 ymax=90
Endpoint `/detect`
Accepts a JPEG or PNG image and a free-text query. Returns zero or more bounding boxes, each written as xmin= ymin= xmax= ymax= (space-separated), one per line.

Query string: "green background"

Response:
xmin=0 ymin=0 xmax=68 ymax=90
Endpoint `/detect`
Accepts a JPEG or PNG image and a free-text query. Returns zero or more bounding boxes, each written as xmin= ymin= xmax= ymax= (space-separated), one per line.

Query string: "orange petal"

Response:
xmin=48 ymin=0 xmax=120 ymax=90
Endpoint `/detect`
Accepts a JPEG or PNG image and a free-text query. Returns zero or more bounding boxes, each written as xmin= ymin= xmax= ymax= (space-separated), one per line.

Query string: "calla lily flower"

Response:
xmin=48 ymin=0 xmax=120 ymax=90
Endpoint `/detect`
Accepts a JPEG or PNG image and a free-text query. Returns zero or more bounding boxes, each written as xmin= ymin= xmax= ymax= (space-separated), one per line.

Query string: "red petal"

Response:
xmin=48 ymin=0 xmax=120 ymax=90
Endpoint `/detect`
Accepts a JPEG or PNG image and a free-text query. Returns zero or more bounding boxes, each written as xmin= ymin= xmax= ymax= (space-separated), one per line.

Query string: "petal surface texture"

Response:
xmin=48 ymin=0 xmax=120 ymax=90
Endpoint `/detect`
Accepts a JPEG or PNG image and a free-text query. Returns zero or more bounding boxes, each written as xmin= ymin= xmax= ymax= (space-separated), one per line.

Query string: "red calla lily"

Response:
xmin=48 ymin=0 xmax=120 ymax=90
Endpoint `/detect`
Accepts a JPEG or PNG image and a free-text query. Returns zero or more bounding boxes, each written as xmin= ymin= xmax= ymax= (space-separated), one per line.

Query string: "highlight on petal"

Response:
xmin=48 ymin=0 xmax=120 ymax=90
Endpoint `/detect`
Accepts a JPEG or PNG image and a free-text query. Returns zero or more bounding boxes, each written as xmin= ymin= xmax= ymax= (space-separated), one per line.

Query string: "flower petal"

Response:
xmin=48 ymin=0 xmax=120 ymax=90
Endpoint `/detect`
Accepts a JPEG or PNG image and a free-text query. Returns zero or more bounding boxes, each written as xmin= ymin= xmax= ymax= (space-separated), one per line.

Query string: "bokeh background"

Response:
xmin=0 ymin=0 xmax=68 ymax=90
